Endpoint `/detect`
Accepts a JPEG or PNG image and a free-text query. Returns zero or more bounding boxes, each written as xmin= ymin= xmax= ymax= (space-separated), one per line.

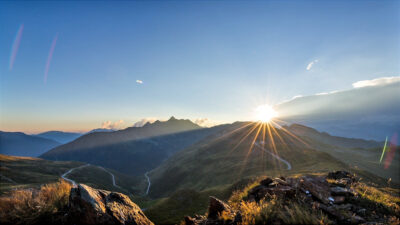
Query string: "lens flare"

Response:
xmin=9 ymin=24 xmax=24 ymax=71
xmin=380 ymin=136 xmax=388 ymax=163
xmin=44 ymin=33 xmax=59 ymax=84
xmin=384 ymin=133 xmax=398 ymax=170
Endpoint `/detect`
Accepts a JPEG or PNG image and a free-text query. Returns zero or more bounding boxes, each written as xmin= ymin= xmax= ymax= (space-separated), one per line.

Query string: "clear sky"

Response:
xmin=1 ymin=0 xmax=399 ymax=133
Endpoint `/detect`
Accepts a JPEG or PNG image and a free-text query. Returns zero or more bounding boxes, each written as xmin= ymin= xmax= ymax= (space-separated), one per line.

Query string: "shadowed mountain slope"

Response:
xmin=41 ymin=118 xmax=230 ymax=176
xmin=43 ymin=117 xmax=201 ymax=153
xmin=35 ymin=131 xmax=82 ymax=144
xmin=0 ymin=131 xmax=60 ymax=157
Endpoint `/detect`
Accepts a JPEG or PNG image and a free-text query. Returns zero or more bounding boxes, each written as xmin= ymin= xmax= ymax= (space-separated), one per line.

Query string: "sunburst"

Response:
xmin=253 ymin=104 xmax=278 ymax=123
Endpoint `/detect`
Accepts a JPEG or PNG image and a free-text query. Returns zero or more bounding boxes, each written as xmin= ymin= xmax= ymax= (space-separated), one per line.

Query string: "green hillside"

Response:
xmin=0 ymin=154 xmax=140 ymax=196
xmin=148 ymin=122 xmax=336 ymax=197
xmin=147 ymin=122 xmax=393 ymax=198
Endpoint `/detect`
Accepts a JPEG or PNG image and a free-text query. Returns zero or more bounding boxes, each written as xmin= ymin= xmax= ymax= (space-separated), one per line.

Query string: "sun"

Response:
xmin=254 ymin=104 xmax=278 ymax=123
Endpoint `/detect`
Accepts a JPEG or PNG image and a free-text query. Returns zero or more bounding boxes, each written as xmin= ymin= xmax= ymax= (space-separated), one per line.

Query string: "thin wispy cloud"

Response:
xmin=9 ymin=24 xmax=24 ymax=71
xmin=291 ymin=95 xmax=303 ymax=99
xmin=352 ymin=76 xmax=400 ymax=88
xmin=306 ymin=59 xmax=318 ymax=71
xmin=101 ymin=120 xmax=124 ymax=129
xmin=44 ymin=33 xmax=59 ymax=84
xmin=136 ymin=80 xmax=143 ymax=84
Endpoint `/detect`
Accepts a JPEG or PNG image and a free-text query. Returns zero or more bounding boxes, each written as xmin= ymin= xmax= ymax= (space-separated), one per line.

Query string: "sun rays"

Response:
xmin=212 ymin=113 xmax=311 ymax=180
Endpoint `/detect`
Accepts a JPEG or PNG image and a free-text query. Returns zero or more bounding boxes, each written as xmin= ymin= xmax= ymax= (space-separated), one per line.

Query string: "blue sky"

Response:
xmin=1 ymin=0 xmax=399 ymax=133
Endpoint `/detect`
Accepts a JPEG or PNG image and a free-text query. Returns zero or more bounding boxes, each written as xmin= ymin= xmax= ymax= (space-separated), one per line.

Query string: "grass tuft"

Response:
xmin=0 ymin=179 xmax=71 ymax=225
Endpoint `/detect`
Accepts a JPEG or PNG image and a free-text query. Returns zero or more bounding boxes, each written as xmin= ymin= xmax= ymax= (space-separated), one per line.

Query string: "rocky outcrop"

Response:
xmin=69 ymin=184 xmax=153 ymax=225
xmin=207 ymin=196 xmax=233 ymax=219
xmin=183 ymin=171 xmax=397 ymax=225
xmin=184 ymin=196 xmax=242 ymax=225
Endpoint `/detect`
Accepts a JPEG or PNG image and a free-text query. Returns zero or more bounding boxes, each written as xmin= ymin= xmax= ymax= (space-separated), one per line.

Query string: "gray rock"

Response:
xmin=69 ymin=184 xmax=153 ymax=225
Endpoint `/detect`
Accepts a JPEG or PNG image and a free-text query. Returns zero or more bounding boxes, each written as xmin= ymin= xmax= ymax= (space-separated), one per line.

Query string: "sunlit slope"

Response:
xmin=0 ymin=154 xmax=140 ymax=196
xmin=42 ymin=121 xmax=231 ymax=176
xmin=147 ymin=122 xmax=358 ymax=198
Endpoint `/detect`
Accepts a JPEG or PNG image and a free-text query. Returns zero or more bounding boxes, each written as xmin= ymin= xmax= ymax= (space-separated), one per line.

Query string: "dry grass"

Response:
xmin=229 ymin=181 xmax=259 ymax=209
xmin=233 ymin=199 xmax=331 ymax=225
xmin=228 ymin=181 xmax=332 ymax=225
xmin=0 ymin=179 xmax=71 ymax=225
xmin=0 ymin=154 xmax=40 ymax=161
xmin=354 ymin=182 xmax=400 ymax=214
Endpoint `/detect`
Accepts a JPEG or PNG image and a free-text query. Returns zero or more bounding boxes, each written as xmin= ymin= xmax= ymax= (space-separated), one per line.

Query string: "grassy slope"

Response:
xmin=0 ymin=154 xmax=141 ymax=196
xmin=143 ymin=123 xmax=396 ymax=224
xmin=147 ymin=123 xmax=353 ymax=198
xmin=0 ymin=154 xmax=83 ymax=194
xmin=145 ymin=178 xmax=255 ymax=225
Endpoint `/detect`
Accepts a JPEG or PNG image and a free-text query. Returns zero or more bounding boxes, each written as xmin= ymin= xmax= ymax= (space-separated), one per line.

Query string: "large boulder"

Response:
xmin=69 ymin=184 xmax=153 ymax=225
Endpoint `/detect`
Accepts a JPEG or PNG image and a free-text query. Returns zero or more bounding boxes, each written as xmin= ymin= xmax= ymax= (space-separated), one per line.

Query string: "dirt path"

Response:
xmin=255 ymin=143 xmax=292 ymax=170
xmin=144 ymin=171 xmax=151 ymax=195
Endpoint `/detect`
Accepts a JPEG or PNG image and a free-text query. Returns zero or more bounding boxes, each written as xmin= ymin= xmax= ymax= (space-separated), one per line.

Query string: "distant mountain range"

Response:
xmin=41 ymin=117 xmax=221 ymax=175
xmin=0 ymin=128 xmax=121 ymax=157
xmin=34 ymin=131 xmax=82 ymax=144
xmin=0 ymin=131 xmax=60 ymax=156
xmin=85 ymin=128 xmax=115 ymax=134
xmin=34 ymin=128 xmax=117 ymax=144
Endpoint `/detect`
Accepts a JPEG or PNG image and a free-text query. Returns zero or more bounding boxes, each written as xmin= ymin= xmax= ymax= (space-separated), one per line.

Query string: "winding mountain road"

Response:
xmin=61 ymin=164 xmax=90 ymax=186
xmin=61 ymin=164 xmax=121 ymax=189
xmin=97 ymin=166 xmax=121 ymax=189
xmin=144 ymin=172 xmax=151 ymax=195
xmin=254 ymin=143 xmax=292 ymax=170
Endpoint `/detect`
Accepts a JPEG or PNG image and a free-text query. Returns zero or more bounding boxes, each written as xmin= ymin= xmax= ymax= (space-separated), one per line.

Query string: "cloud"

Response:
xmin=306 ymin=59 xmax=319 ymax=71
xmin=292 ymin=95 xmax=303 ymax=99
xmin=133 ymin=118 xmax=157 ymax=127
xmin=275 ymin=77 xmax=400 ymax=140
xmin=194 ymin=118 xmax=219 ymax=127
xmin=101 ymin=120 xmax=124 ymax=129
xmin=352 ymin=76 xmax=400 ymax=88
xmin=136 ymin=80 xmax=143 ymax=84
